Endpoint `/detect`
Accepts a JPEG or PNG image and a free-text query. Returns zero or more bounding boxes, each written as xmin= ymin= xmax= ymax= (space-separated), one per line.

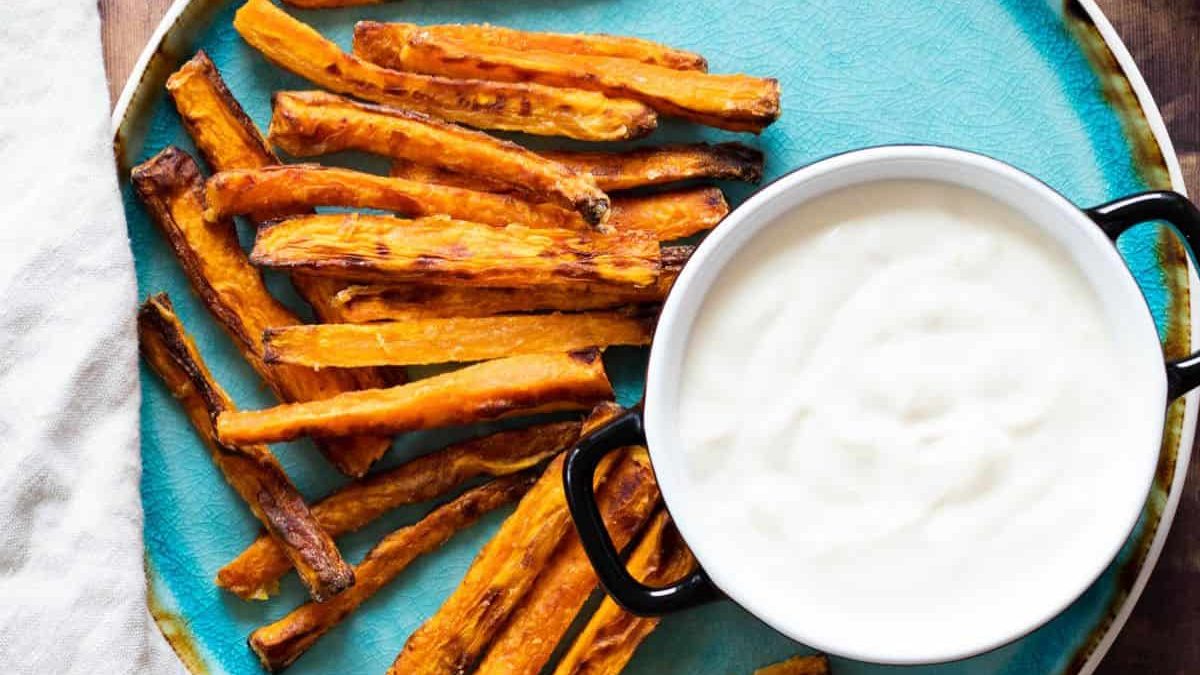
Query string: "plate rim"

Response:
xmin=110 ymin=1 xmax=1197 ymax=673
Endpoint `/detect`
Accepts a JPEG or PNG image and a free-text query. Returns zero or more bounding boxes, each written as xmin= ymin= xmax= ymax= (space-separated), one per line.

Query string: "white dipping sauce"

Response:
xmin=675 ymin=180 xmax=1158 ymax=656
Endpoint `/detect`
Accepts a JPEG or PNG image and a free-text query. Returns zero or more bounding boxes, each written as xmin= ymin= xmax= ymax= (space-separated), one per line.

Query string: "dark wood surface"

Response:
xmin=99 ymin=1 xmax=1199 ymax=672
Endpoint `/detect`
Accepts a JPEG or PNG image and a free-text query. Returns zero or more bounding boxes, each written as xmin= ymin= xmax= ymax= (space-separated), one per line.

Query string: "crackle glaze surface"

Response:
xmin=117 ymin=1 xmax=1187 ymax=673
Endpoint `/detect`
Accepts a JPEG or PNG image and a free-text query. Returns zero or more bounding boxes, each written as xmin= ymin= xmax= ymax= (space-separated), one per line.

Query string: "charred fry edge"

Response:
xmin=542 ymin=142 xmax=764 ymax=190
xmin=261 ymin=312 xmax=655 ymax=368
xmin=248 ymin=473 xmax=536 ymax=671
xmin=475 ymin=448 xmax=658 ymax=674
xmin=215 ymin=350 xmax=613 ymax=445
xmin=267 ymin=91 xmax=612 ymax=226
xmin=217 ymin=421 xmax=579 ymax=600
xmin=387 ymin=404 xmax=624 ymax=675
xmin=137 ymin=294 xmax=354 ymax=602
xmin=551 ymin=510 xmax=697 ymax=675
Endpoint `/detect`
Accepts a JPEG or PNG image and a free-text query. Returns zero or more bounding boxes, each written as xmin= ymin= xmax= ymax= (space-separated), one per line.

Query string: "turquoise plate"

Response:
xmin=114 ymin=1 xmax=1195 ymax=673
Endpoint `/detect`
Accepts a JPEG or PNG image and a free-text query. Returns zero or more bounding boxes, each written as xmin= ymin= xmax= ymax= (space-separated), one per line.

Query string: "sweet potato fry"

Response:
xmin=218 ymin=422 xmax=576 ymax=599
xmin=390 ymin=143 xmax=760 ymax=194
xmin=248 ymin=473 xmax=536 ymax=671
xmin=216 ymin=350 xmax=613 ymax=445
xmin=754 ymin=655 xmax=832 ymax=675
xmin=354 ymin=23 xmax=780 ymax=132
xmin=236 ymin=0 xmax=656 ymax=142
xmin=373 ymin=23 xmax=708 ymax=72
xmin=542 ymin=143 xmax=764 ymax=191
xmin=386 ymin=405 xmax=625 ymax=675
xmin=130 ymin=147 xmax=390 ymax=476
xmin=205 ymin=165 xmax=724 ymax=239
xmin=329 ymin=246 xmax=692 ymax=322
xmin=263 ymin=312 xmax=654 ymax=368
xmin=137 ymin=294 xmax=353 ymax=603
xmin=476 ymin=448 xmax=658 ymax=675
xmin=250 ymin=214 xmax=660 ymax=288
xmin=165 ymin=51 xmax=278 ymax=175
xmin=282 ymin=0 xmax=380 ymax=7
xmin=268 ymin=92 xmax=613 ymax=226
xmin=552 ymin=511 xmax=698 ymax=675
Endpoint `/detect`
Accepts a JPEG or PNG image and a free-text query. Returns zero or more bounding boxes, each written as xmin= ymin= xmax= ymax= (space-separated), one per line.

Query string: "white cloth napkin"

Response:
xmin=0 ymin=1 xmax=181 ymax=672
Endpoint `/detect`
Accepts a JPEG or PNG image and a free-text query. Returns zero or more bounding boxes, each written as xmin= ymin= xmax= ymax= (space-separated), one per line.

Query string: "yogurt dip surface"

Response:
xmin=674 ymin=179 xmax=1161 ymax=657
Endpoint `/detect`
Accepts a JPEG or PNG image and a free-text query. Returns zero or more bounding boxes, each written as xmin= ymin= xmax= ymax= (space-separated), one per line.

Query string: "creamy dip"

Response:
xmin=675 ymin=179 xmax=1159 ymax=656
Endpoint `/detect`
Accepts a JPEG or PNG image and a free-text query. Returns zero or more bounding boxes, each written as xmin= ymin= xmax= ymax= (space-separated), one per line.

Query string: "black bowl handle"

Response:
xmin=1086 ymin=190 xmax=1200 ymax=399
xmin=563 ymin=409 xmax=721 ymax=616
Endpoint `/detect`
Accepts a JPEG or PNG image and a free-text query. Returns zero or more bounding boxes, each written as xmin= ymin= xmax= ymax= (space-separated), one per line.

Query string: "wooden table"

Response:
xmin=99 ymin=1 xmax=1199 ymax=672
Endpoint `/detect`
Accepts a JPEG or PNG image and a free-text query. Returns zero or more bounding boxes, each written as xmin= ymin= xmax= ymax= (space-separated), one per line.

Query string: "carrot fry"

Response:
xmin=329 ymin=246 xmax=692 ymax=322
xmin=218 ymin=421 xmax=577 ymax=600
xmin=386 ymin=405 xmax=626 ymax=675
xmin=165 ymin=51 xmax=394 ymax=474
xmin=235 ymin=0 xmax=656 ymax=142
xmin=262 ymin=312 xmax=654 ymax=368
xmin=754 ymin=655 xmax=832 ymax=675
xmin=215 ymin=350 xmax=613 ymax=445
xmin=249 ymin=214 xmax=660 ymax=288
xmin=354 ymin=23 xmax=780 ymax=132
xmin=552 ymin=511 xmax=698 ymax=675
xmin=138 ymin=294 xmax=353 ymax=603
xmin=205 ymin=165 xmax=724 ymax=239
xmin=248 ymin=473 xmax=536 ymax=671
xmin=268 ymin=91 xmax=613 ymax=226
xmin=130 ymin=147 xmax=391 ymax=476
xmin=476 ymin=449 xmax=659 ymax=674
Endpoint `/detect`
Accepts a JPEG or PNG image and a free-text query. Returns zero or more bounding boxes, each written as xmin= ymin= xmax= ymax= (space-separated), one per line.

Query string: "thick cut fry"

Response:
xmin=218 ymin=421 xmax=577 ymax=600
xmin=542 ymin=143 xmax=764 ymax=191
xmin=130 ymin=147 xmax=390 ymax=476
xmin=476 ymin=449 xmax=658 ymax=675
xmin=165 ymin=51 xmax=396 ymax=470
xmin=330 ymin=246 xmax=692 ymax=322
xmin=205 ymin=165 xmax=724 ymax=239
xmin=263 ymin=312 xmax=654 ymax=368
xmin=754 ymin=655 xmax=832 ymax=675
xmin=354 ymin=23 xmax=780 ymax=132
xmin=236 ymin=0 xmax=656 ymax=142
xmin=216 ymin=350 xmax=612 ymax=445
xmin=552 ymin=511 xmax=697 ymax=675
xmin=250 ymin=214 xmax=660 ymax=288
xmin=387 ymin=405 xmax=624 ymax=675
xmin=137 ymin=294 xmax=353 ymax=603
xmin=390 ymin=143 xmax=760 ymax=194
xmin=378 ymin=23 xmax=708 ymax=72
xmin=268 ymin=92 xmax=613 ymax=226
xmin=248 ymin=473 xmax=535 ymax=671
xmin=165 ymin=51 xmax=278 ymax=175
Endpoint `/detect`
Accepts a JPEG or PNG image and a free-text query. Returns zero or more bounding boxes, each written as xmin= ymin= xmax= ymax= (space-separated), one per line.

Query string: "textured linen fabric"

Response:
xmin=0 ymin=1 xmax=181 ymax=672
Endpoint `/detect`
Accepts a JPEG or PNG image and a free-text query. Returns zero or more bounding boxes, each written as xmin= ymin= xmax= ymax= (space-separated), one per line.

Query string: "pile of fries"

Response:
xmin=134 ymin=1 xmax=827 ymax=672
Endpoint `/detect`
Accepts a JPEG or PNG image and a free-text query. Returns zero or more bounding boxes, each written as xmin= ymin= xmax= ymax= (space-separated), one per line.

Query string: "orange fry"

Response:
xmin=215 ymin=350 xmax=613 ymax=445
xmin=236 ymin=0 xmax=656 ymax=142
xmin=354 ymin=23 xmax=780 ymax=132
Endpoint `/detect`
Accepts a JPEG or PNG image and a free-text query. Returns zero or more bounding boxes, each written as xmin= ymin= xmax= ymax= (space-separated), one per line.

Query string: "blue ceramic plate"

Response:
xmin=115 ymin=1 xmax=1195 ymax=673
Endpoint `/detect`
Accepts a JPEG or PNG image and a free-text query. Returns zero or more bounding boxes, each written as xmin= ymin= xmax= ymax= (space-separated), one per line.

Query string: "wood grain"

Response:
xmin=99 ymin=0 xmax=1199 ymax=671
